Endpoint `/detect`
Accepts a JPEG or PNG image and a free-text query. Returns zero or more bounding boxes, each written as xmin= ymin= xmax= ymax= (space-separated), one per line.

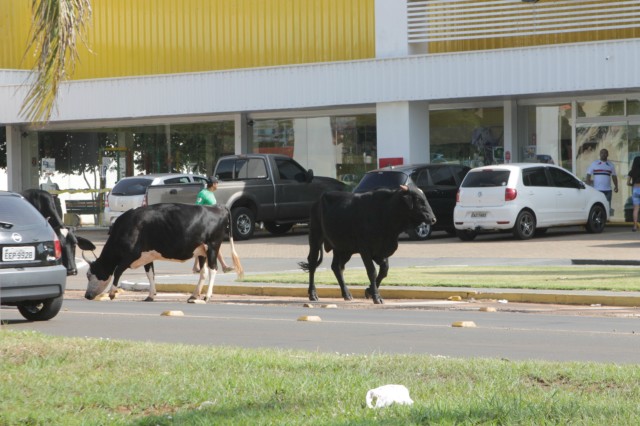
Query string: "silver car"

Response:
xmin=103 ymin=173 xmax=208 ymax=226
xmin=0 ymin=191 xmax=67 ymax=321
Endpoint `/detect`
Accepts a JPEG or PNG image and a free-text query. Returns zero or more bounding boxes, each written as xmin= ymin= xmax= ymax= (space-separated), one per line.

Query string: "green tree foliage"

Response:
xmin=21 ymin=0 xmax=92 ymax=124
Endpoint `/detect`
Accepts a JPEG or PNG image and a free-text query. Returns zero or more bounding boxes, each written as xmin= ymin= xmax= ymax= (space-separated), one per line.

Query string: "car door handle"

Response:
xmin=170 ymin=189 xmax=178 ymax=194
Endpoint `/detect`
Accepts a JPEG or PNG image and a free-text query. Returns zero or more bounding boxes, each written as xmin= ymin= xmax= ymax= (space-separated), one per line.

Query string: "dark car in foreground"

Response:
xmin=0 ymin=191 xmax=67 ymax=321
xmin=353 ymin=163 xmax=470 ymax=240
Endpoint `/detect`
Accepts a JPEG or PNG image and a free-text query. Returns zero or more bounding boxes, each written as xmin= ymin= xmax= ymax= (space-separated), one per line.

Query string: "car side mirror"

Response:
xmin=578 ymin=181 xmax=586 ymax=189
xmin=306 ymin=169 xmax=314 ymax=183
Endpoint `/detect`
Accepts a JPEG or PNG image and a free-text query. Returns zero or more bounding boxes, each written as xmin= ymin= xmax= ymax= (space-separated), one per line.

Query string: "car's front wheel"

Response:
xmin=406 ymin=222 xmax=432 ymax=241
xmin=513 ymin=210 xmax=536 ymax=240
xmin=586 ymin=204 xmax=606 ymax=233
xmin=231 ymin=207 xmax=255 ymax=240
xmin=17 ymin=294 xmax=64 ymax=321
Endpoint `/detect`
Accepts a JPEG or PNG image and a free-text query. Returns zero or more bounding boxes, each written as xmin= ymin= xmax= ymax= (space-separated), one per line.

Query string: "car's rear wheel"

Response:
xmin=513 ymin=210 xmax=536 ymax=240
xmin=264 ymin=222 xmax=293 ymax=235
xmin=586 ymin=204 xmax=606 ymax=233
xmin=17 ymin=295 xmax=64 ymax=321
xmin=456 ymin=229 xmax=477 ymax=241
xmin=406 ymin=222 xmax=432 ymax=241
xmin=231 ymin=207 xmax=255 ymax=240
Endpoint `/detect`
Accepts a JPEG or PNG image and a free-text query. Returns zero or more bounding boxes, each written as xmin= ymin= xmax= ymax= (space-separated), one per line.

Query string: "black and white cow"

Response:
xmin=22 ymin=188 xmax=80 ymax=276
xmin=299 ymin=185 xmax=436 ymax=304
xmin=82 ymin=203 xmax=243 ymax=302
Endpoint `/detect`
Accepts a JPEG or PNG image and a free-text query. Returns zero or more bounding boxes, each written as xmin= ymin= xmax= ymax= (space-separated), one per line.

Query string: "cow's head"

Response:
xmin=400 ymin=185 xmax=436 ymax=227
xmin=76 ymin=237 xmax=112 ymax=300
xmin=84 ymin=263 xmax=113 ymax=300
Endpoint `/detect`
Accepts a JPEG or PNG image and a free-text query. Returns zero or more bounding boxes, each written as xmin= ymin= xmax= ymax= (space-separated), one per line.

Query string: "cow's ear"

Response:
xmin=399 ymin=185 xmax=409 ymax=192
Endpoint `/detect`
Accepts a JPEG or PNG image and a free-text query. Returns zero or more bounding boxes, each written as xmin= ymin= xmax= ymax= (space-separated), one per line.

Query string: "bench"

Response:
xmin=65 ymin=199 xmax=101 ymax=215
xmin=63 ymin=199 xmax=101 ymax=227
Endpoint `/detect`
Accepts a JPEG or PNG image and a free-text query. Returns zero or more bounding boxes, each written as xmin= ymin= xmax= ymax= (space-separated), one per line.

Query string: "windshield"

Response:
xmin=461 ymin=170 xmax=510 ymax=188
xmin=111 ymin=178 xmax=153 ymax=195
xmin=0 ymin=196 xmax=47 ymax=226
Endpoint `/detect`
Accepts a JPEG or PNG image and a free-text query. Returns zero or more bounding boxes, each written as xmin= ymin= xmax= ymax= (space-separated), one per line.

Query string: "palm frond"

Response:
xmin=20 ymin=0 xmax=92 ymax=124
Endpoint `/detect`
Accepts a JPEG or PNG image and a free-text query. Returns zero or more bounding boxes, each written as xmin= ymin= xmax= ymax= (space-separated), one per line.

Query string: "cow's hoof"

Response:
xmin=204 ymin=297 xmax=210 ymax=303
xmin=187 ymin=296 xmax=198 ymax=303
xmin=342 ymin=293 xmax=353 ymax=301
xmin=364 ymin=288 xmax=372 ymax=299
xmin=109 ymin=293 xmax=116 ymax=300
xmin=144 ymin=296 xmax=154 ymax=302
xmin=373 ymin=297 xmax=384 ymax=305
xmin=67 ymin=269 xmax=77 ymax=276
xmin=308 ymin=293 xmax=318 ymax=302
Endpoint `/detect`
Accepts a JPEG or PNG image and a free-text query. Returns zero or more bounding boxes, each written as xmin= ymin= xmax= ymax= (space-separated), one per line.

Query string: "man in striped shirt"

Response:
xmin=586 ymin=148 xmax=618 ymax=215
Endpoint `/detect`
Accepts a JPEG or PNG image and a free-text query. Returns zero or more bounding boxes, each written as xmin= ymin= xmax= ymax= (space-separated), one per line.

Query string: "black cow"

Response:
xmin=299 ymin=185 xmax=436 ymax=304
xmin=82 ymin=203 xmax=243 ymax=302
xmin=22 ymin=189 xmax=80 ymax=276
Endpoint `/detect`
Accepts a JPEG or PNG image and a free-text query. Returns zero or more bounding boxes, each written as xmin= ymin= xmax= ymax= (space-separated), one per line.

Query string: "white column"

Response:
xmin=6 ymin=125 xmax=23 ymax=191
xmin=376 ymin=101 xmax=430 ymax=165
xmin=375 ymin=0 xmax=409 ymax=58
xmin=235 ymin=114 xmax=248 ymax=154
xmin=503 ymin=100 xmax=517 ymax=164
xmin=6 ymin=126 xmax=37 ymax=192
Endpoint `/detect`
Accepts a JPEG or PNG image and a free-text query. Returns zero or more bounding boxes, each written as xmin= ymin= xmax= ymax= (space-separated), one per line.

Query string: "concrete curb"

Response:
xmin=150 ymin=283 xmax=640 ymax=307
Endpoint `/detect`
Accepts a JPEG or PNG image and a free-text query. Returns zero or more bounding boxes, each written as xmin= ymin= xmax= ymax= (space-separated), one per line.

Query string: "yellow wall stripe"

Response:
xmin=0 ymin=0 xmax=375 ymax=79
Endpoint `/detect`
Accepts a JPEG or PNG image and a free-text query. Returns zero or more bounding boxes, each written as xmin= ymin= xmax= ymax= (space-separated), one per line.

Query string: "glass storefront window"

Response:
xmin=170 ymin=122 xmax=234 ymax=176
xmin=576 ymin=122 xmax=627 ymax=219
xmin=429 ymin=107 xmax=503 ymax=167
xmin=251 ymin=114 xmax=376 ymax=188
xmin=517 ymin=104 xmax=572 ymax=169
xmin=577 ymin=100 xmax=625 ymax=117
xmin=627 ymin=99 xmax=640 ymax=116
xmin=28 ymin=121 xmax=234 ymax=225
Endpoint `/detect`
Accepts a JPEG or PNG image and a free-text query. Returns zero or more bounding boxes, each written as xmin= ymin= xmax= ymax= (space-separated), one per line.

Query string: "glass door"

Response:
xmin=576 ymin=122 xmax=627 ymax=221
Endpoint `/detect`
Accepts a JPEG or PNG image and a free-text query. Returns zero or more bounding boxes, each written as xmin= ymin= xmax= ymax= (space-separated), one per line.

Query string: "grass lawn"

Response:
xmin=241 ymin=265 xmax=640 ymax=291
xmin=1 ymin=330 xmax=639 ymax=425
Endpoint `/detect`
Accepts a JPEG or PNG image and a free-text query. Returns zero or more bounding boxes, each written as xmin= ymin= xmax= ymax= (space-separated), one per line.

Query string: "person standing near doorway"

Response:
xmin=195 ymin=177 xmax=235 ymax=273
xmin=586 ymin=148 xmax=618 ymax=215
xmin=627 ymin=156 xmax=640 ymax=231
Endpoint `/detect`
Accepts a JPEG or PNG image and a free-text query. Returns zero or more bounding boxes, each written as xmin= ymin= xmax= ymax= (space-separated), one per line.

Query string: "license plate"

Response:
xmin=470 ymin=211 xmax=487 ymax=218
xmin=2 ymin=246 xmax=36 ymax=261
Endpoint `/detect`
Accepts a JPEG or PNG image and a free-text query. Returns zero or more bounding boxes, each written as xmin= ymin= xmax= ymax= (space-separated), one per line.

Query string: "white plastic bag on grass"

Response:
xmin=366 ymin=384 xmax=414 ymax=408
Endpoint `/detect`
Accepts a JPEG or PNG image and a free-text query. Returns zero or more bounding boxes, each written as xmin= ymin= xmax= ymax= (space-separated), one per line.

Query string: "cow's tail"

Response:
xmin=228 ymin=235 xmax=244 ymax=280
xmin=299 ymin=247 xmax=323 ymax=272
xmin=225 ymin=207 xmax=244 ymax=279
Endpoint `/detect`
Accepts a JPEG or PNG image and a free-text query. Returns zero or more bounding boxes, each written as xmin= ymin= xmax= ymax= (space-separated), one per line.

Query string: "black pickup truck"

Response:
xmin=212 ymin=154 xmax=348 ymax=240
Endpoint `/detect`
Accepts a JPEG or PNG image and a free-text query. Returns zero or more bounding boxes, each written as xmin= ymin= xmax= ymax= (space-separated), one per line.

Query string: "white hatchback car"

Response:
xmin=453 ymin=163 xmax=609 ymax=240
xmin=103 ymin=173 xmax=208 ymax=226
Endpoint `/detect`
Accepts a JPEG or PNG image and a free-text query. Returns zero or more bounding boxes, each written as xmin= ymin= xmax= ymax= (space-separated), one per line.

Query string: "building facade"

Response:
xmin=2 ymin=0 xmax=640 ymax=222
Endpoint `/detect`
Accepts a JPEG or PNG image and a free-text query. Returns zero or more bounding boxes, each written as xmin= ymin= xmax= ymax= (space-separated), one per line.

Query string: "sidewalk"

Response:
xmin=69 ymin=225 xmax=640 ymax=307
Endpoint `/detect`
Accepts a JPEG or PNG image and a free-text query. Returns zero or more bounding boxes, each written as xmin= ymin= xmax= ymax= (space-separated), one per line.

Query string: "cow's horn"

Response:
xmin=399 ymin=184 xmax=409 ymax=191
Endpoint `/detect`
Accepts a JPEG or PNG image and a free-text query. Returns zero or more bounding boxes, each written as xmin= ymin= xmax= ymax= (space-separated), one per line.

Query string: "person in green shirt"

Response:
xmin=195 ymin=177 xmax=235 ymax=273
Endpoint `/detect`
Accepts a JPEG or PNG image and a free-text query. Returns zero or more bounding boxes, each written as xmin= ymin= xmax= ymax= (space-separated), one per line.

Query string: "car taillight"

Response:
xmin=104 ymin=192 xmax=110 ymax=208
xmin=54 ymin=235 xmax=62 ymax=259
xmin=142 ymin=193 xmax=148 ymax=207
xmin=456 ymin=189 xmax=460 ymax=203
xmin=505 ymin=188 xmax=517 ymax=201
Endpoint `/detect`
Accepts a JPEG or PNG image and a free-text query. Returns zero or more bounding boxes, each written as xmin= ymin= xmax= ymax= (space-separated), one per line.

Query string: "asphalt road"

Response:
xmin=3 ymin=224 xmax=640 ymax=364
xmin=2 ymin=297 xmax=639 ymax=363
